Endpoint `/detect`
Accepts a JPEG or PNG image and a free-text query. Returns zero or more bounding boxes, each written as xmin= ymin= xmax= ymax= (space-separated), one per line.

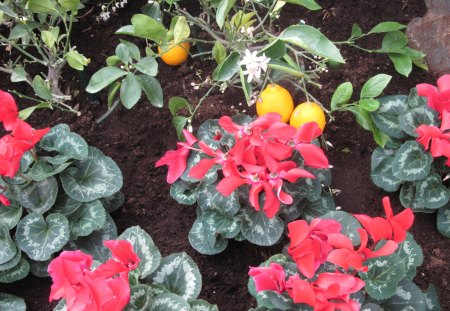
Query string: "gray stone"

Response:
xmin=406 ymin=0 xmax=450 ymax=76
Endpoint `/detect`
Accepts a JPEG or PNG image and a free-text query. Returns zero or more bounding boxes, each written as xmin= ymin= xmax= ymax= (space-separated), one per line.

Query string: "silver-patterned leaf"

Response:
xmin=125 ymin=284 xmax=153 ymax=311
xmin=408 ymin=87 xmax=427 ymax=108
xmin=197 ymin=119 xmax=221 ymax=141
xmin=399 ymin=183 xmax=431 ymax=212
xmin=149 ymin=253 xmax=201 ymax=300
xmin=29 ymin=161 xmax=72 ymax=182
xmin=437 ymin=203 xmax=450 ymax=238
xmin=399 ymin=106 xmax=438 ymax=137
xmin=372 ymin=95 xmax=409 ymax=138
xmin=256 ymin=291 xmax=295 ymax=310
xmin=424 ymin=285 xmax=442 ymax=311
xmin=188 ymin=218 xmax=228 ymax=255
xmin=181 ymin=150 xmax=219 ymax=185
xmin=392 ymin=141 xmax=432 ymax=181
xmin=0 ymin=293 xmax=26 ymax=310
xmin=0 ymin=247 xmax=21 ymax=272
xmin=118 ymin=226 xmax=161 ymax=278
xmin=68 ymin=200 xmax=106 ymax=240
xmin=16 ymin=212 xmax=69 ymax=261
xmin=16 ymin=176 xmax=58 ymax=214
xmin=285 ymin=176 xmax=322 ymax=202
xmin=197 ymin=183 xmax=240 ymax=216
xmin=381 ymin=280 xmax=426 ymax=310
xmin=358 ymin=253 xmax=406 ymax=300
xmin=169 ymin=180 xmax=199 ymax=205
xmin=395 ymin=232 xmax=423 ymax=279
xmin=0 ymin=258 xmax=30 ymax=283
xmin=202 ymin=209 xmax=241 ymax=239
xmin=39 ymin=124 xmax=89 ymax=160
xmin=53 ymin=299 xmax=66 ymax=311
xmin=239 ymin=208 xmax=284 ymax=246
xmin=51 ymin=192 xmax=82 ymax=216
xmin=29 ymin=258 xmax=51 ymax=277
xmin=302 ymin=192 xmax=336 ymax=221
xmin=371 ymin=147 xmax=395 ymax=171
xmin=100 ymin=191 xmax=125 ymax=213
xmin=0 ymin=224 xmax=16 ymax=264
xmin=148 ymin=293 xmax=190 ymax=311
xmin=321 ymin=211 xmax=361 ymax=245
xmin=0 ymin=201 xmax=23 ymax=229
xmin=189 ymin=299 xmax=219 ymax=311
xmin=416 ymin=174 xmax=450 ymax=209
xmin=60 ymin=147 xmax=123 ymax=202
xmin=361 ymin=303 xmax=384 ymax=311
xmin=371 ymin=156 xmax=403 ymax=192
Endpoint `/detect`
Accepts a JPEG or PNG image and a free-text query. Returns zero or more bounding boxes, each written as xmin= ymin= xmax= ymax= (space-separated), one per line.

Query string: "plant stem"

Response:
xmin=0 ymin=34 xmax=47 ymax=66
xmin=96 ymin=98 xmax=120 ymax=124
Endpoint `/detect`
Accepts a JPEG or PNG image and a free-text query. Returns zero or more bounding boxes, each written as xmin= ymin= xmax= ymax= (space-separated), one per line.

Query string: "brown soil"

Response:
xmin=0 ymin=0 xmax=449 ymax=310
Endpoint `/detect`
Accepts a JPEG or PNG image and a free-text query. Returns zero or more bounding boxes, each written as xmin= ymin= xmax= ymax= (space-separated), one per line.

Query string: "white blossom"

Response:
xmin=240 ymin=49 xmax=270 ymax=83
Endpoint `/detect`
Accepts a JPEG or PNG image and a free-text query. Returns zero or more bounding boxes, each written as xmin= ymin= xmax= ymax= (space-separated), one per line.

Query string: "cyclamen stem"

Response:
xmin=96 ymin=98 xmax=120 ymax=124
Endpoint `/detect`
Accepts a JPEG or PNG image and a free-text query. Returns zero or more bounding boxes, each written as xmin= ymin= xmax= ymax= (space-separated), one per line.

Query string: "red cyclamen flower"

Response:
xmin=0 ymin=90 xmax=18 ymax=131
xmin=416 ymin=74 xmax=450 ymax=116
xmin=248 ymin=263 xmax=286 ymax=293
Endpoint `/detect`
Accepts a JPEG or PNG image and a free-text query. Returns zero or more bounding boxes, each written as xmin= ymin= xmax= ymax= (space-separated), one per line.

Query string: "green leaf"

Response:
xmin=58 ymin=0 xmax=80 ymax=11
xmin=368 ymin=22 xmax=406 ymax=34
xmin=10 ymin=66 xmax=28 ymax=83
xmin=40 ymin=124 xmax=89 ymax=160
xmin=331 ymin=82 xmax=353 ymax=110
xmin=169 ymin=97 xmax=191 ymax=116
xmin=216 ymin=0 xmax=236 ymax=28
xmin=135 ymin=57 xmax=158 ymax=76
xmin=284 ymin=0 xmax=321 ymax=10
xmin=437 ymin=203 xmax=450 ymax=238
xmin=279 ymin=25 xmax=344 ymax=63
xmin=389 ymin=53 xmax=413 ymax=77
xmin=371 ymin=95 xmax=409 ymax=139
xmin=240 ymin=68 xmax=252 ymax=104
xmin=172 ymin=116 xmax=188 ymax=140
xmin=41 ymin=28 xmax=59 ymax=49
xmin=28 ymin=0 xmax=56 ymax=13
xmin=131 ymin=14 xmax=166 ymax=42
xmin=240 ymin=208 xmax=284 ymax=246
xmin=212 ymin=41 xmax=227 ymax=64
xmin=359 ymin=253 xmax=406 ymax=300
xmin=321 ymin=211 xmax=361 ymax=245
xmin=172 ymin=16 xmax=190 ymax=43
xmin=382 ymin=280 xmax=426 ymax=310
xmin=399 ymin=182 xmax=430 ymax=213
xmin=125 ymin=284 xmax=153 ymax=311
xmin=267 ymin=60 xmax=306 ymax=78
xmin=0 ymin=246 xmax=21 ymax=272
xmin=0 ymin=4 xmax=18 ymax=18
xmin=119 ymin=40 xmax=141 ymax=61
xmin=350 ymin=24 xmax=363 ymax=38
xmin=380 ymin=31 xmax=408 ymax=52
xmin=395 ymin=233 xmax=423 ymax=279
xmin=391 ymin=141 xmax=432 ymax=181
xmin=399 ymin=106 xmax=438 ymax=137
xmin=360 ymin=74 xmax=392 ymax=99
xmin=118 ymin=226 xmax=161 ymax=278
xmin=424 ymin=285 xmax=443 ymax=311
xmin=32 ymin=76 xmax=52 ymax=101
xmin=188 ymin=218 xmax=228 ymax=255
xmin=0 ymin=201 xmax=22 ymax=230
xmin=68 ymin=200 xmax=106 ymax=239
xmin=416 ymin=174 xmax=450 ymax=209
xmin=106 ymin=55 xmax=121 ymax=66
xmin=86 ymin=67 xmax=127 ymax=93
xmin=0 ymin=258 xmax=29 ymax=283
xmin=138 ymin=75 xmax=163 ymax=108
xmin=60 ymin=147 xmax=123 ymax=202
xmin=100 ymin=191 xmax=125 ymax=213
xmin=108 ymin=82 xmax=121 ymax=108
xmin=259 ymin=40 xmax=286 ymax=60
xmin=51 ymin=192 xmax=82 ymax=216
xmin=16 ymin=213 xmax=69 ymax=261
xmin=189 ymin=299 xmax=219 ymax=311
xmin=202 ymin=209 xmax=241 ymax=239
xmin=197 ymin=183 xmax=240 ymax=215
xmin=116 ymin=43 xmax=131 ymax=65
xmin=148 ymin=293 xmax=190 ymax=311
xmin=169 ymin=179 xmax=198 ymax=205
xmin=66 ymin=50 xmax=88 ymax=71
xmin=213 ymin=51 xmax=240 ymax=81
xmin=301 ymin=192 xmax=336 ymax=221
xmin=371 ymin=154 xmax=403 ymax=192
xmin=18 ymin=102 xmax=52 ymax=120
xmin=0 ymin=225 xmax=16 ymax=265
xmin=120 ymin=73 xmax=142 ymax=109
xmin=29 ymin=161 xmax=72 ymax=182
xmin=29 ymin=258 xmax=51 ymax=277
xmin=115 ymin=25 xmax=136 ymax=36
xmin=359 ymin=98 xmax=380 ymax=112
xmin=149 ymin=253 xmax=201 ymax=300
xmin=0 ymin=293 xmax=26 ymax=310
xmin=16 ymin=177 xmax=58 ymax=214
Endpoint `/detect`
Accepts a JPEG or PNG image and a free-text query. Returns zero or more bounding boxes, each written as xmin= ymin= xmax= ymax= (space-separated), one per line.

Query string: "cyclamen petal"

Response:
xmin=0 ymin=194 xmax=10 ymax=206
xmin=294 ymin=122 xmax=323 ymax=143
xmin=188 ymin=158 xmax=216 ymax=179
xmin=216 ymin=175 xmax=247 ymax=196
xmin=296 ymin=144 xmax=329 ymax=169
xmin=248 ymin=263 xmax=286 ymax=293
xmin=285 ymin=275 xmax=316 ymax=306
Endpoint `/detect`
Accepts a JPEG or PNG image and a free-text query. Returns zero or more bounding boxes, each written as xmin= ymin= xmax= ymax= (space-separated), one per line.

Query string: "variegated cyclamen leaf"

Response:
xmin=181 ymin=150 xmax=219 ymax=185
xmin=302 ymin=192 xmax=336 ymax=221
xmin=423 ymin=285 xmax=442 ymax=311
xmin=148 ymin=293 xmax=190 ymax=311
xmin=51 ymin=192 xmax=82 ymax=216
xmin=391 ymin=141 xmax=432 ymax=181
xmin=0 ymin=293 xmax=26 ymax=311
xmin=256 ymin=291 xmax=295 ymax=310
xmin=381 ymin=280 xmax=426 ymax=310
xmin=149 ymin=252 xmax=202 ymax=300
xmin=0 ymin=224 xmax=16 ymax=265
xmin=169 ymin=180 xmax=199 ymax=205
xmin=197 ymin=119 xmax=221 ymax=141
xmin=399 ymin=183 xmax=432 ymax=213
xmin=100 ymin=191 xmax=125 ymax=213
xmin=278 ymin=200 xmax=303 ymax=223
xmin=29 ymin=258 xmax=51 ymax=277
xmin=395 ymin=232 xmax=423 ymax=279
xmin=67 ymin=213 xmax=117 ymax=262
xmin=20 ymin=151 xmax=34 ymax=172
xmin=53 ymin=299 xmax=66 ymax=311
xmin=283 ymin=176 xmax=321 ymax=202
xmin=239 ymin=208 xmax=284 ymax=246
xmin=197 ymin=183 xmax=240 ymax=215
xmin=189 ymin=299 xmax=219 ymax=311
xmin=408 ymin=87 xmax=427 ymax=108
xmin=0 ymin=258 xmax=30 ymax=283
xmin=202 ymin=209 xmax=241 ymax=239
xmin=29 ymin=161 xmax=72 ymax=182
xmin=125 ymin=284 xmax=153 ymax=311
xmin=372 ymin=95 xmax=409 ymax=138
xmin=416 ymin=174 xmax=450 ymax=209
xmin=371 ymin=156 xmax=403 ymax=192
xmin=39 ymin=124 xmax=89 ymax=160
xmin=60 ymin=147 xmax=123 ymax=202
xmin=371 ymin=147 xmax=395 ymax=171
xmin=358 ymin=253 xmax=406 ymax=300
xmin=398 ymin=106 xmax=438 ymax=137
xmin=0 ymin=201 xmax=23 ymax=229
xmin=0 ymin=247 xmax=21 ymax=272
xmin=188 ymin=219 xmax=228 ymax=255
xmin=118 ymin=226 xmax=161 ymax=278
xmin=232 ymin=114 xmax=253 ymax=125
xmin=16 ymin=176 xmax=58 ymax=214
xmin=16 ymin=213 xmax=69 ymax=261
xmin=361 ymin=303 xmax=384 ymax=311
xmin=321 ymin=211 xmax=361 ymax=245
xmin=68 ymin=200 xmax=106 ymax=240
xmin=437 ymin=203 xmax=450 ymax=238
xmin=309 ymin=167 xmax=332 ymax=187
xmin=44 ymin=155 xmax=71 ymax=166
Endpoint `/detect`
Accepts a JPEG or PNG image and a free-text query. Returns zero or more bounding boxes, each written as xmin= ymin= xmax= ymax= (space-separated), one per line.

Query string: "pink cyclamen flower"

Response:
xmin=155 ymin=129 xmax=198 ymax=184
xmin=416 ymin=74 xmax=450 ymax=116
xmin=248 ymin=263 xmax=286 ymax=293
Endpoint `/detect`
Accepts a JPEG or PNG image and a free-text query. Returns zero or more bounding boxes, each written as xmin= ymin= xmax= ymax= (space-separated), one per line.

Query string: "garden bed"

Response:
xmin=0 ymin=0 xmax=448 ymax=310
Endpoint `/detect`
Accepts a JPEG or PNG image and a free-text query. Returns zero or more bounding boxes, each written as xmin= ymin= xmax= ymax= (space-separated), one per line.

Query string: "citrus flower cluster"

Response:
xmin=48 ymin=240 xmax=140 ymax=311
xmin=415 ymin=74 xmax=450 ymax=165
xmin=0 ymin=90 xmax=50 ymax=206
xmin=156 ymin=113 xmax=329 ymax=218
xmin=249 ymin=197 xmax=414 ymax=310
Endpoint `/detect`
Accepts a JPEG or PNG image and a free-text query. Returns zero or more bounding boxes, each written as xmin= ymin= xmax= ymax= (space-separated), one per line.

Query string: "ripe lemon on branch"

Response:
xmin=289 ymin=101 xmax=326 ymax=131
xmin=158 ymin=41 xmax=190 ymax=66
xmin=256 ymin=83 xmax=294 ymax=123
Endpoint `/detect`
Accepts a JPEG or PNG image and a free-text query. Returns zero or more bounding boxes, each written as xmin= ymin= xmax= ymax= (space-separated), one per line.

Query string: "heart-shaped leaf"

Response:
xmin=0 ymin=201 xmax=23 ymax=229
xmin=68 ymin=200 xmax=106 ymax=240
xmin=148 ymin=293 xmax=190 ymax=311
xmin=188 ymin=218 xmax=228 ymax=255
xmin=416 ymin=174 xmax=450 ymax=209
xmin=391 ymin=141 xmax=432 ymax=181
xmin=0 ymin=258 xmax=30 ymax=283
xmin=321 ymin=211 xmax=361 ymax=245
xmin=371 ymin=156 xmax=402 ymax=192
xmin=0 ymin=247 xmax=21 ymax=272
xmin=0 ymin=224 xmax=16 ymax=265
xmin=0 ymin=293 xmax=26 ymax=311
xmin=15 ymin=177 xmax=58 ymax=214
xmin=399 ymin=106 xmax=438 ymax=137
xmin=197 ymin=183 xmax=240 ymax=215
xmin=371 ymin=95 xmax=409 ymax=138
xmin=40 ymin=124 xmax=89 ymax=160
xmin=395 ymin=233 xmax=423 ymax=279
xmin=381 ymin=280 xmax=425 ymax=310
xmin=51 ymin=192 xmax=82 ymax=216
xmin=240 ymin=208 xmax=284 ymax=246
xmin=437 ymin=203 xmax=450 ymax=238
xmin=100 ymin=191 xmax=125 ymax=213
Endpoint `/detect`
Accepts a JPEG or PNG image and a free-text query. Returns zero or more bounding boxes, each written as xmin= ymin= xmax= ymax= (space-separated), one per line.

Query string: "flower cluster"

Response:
xmin=156 ymin=113 xmax=329 ymax=218
xmin=48 ymin=240 xmax=140 ymax=311
xmin=0 ymin=90 xmax=50 ymax=206
xmin=249 ymin=197 xmax=414 ymax=310
xmin=240 ymin=49 xmax=270 ymax=83
xmin=97 ymin=0 xmax=129 ymax=22
xmin=415 ymin=74 xmax=450 ymax=165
